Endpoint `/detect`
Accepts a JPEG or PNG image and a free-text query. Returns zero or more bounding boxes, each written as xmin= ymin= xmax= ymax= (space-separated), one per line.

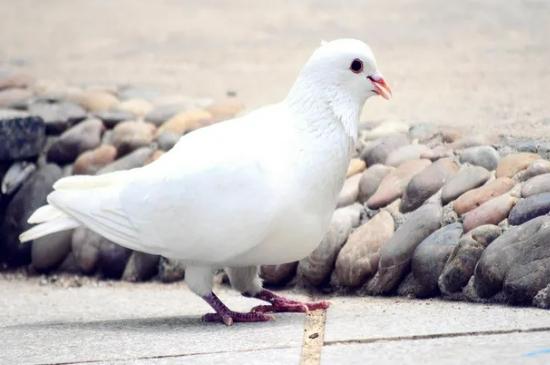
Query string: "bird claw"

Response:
xmin=251 ymin=292 xmax=330 ymax=313
xmin=202 ymin=311 xmax=273 ymax=326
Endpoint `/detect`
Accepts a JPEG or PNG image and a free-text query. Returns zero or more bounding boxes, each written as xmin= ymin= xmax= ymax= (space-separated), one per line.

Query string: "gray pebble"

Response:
xmin=459 ymin=146 xmax=500 ymax=170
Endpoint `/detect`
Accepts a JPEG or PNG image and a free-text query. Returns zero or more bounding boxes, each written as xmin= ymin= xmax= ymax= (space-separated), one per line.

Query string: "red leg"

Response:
xmin=201 ymin=292 xmax=273 ymax=326
xmin=248 ymin=289 xmax=330 ymax=313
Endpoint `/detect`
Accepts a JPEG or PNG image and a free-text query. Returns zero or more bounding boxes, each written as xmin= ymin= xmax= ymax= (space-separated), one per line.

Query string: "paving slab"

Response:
xmin=0 ymin=279 xmax=306 ymax=365
xmin=112 ymin=347 xmax=301 ymax=365
xmin=324 ymin=296 xmax=550 ymax=343
xmin=321 ymin=332 xmax=550 ymax=365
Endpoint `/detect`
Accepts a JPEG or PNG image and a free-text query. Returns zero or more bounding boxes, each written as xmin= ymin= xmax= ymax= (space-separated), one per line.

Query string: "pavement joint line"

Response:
xmin=323 ymin=326 xmax=550 ymax=347
xmin=37 ymin=344 xmax=298 ymax=365
xmin=299 ymin=309 xmax=327 ymax=365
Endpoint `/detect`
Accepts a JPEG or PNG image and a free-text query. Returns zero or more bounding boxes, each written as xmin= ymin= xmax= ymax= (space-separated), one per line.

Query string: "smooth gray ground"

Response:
xmin=1 ymin=277 xmax=550 ymax=365
xmin=1 ymin=0 xmax=549 ymax=137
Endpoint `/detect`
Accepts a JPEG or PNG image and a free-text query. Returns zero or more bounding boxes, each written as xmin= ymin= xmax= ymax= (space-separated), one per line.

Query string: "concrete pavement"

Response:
xmin=1 ymin=276 xmax=549 ymax=365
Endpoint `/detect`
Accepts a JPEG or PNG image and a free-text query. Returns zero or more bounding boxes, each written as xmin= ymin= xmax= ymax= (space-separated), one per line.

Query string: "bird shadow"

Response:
xmin=5 ymin=314 xmax=299 ymax=334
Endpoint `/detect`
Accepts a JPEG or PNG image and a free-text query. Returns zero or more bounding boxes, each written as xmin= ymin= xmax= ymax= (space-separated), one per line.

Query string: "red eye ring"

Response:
xmin=350 ymin=59 xmax=363 ymax=73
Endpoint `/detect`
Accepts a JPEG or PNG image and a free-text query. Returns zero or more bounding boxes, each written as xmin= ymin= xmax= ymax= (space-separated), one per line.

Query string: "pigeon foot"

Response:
xmin=202 ymin=292 xmax=273 ymax=326
xmin=249 ymin=289 xmax=330 ymax=313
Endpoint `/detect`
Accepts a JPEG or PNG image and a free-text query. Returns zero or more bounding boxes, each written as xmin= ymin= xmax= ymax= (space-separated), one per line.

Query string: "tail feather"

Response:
xmin=19 ymin=217 xmax=80 ymax=243
xmin=28 ymin=204 xmax=68 ymax=224
xmin=20 ymin=170 xmax=134 ymax=245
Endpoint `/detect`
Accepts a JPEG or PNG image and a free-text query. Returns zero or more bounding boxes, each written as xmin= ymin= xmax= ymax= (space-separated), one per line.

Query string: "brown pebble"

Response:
xmin=157 ymin=109 xmax=214 ymax=135
xmin=74 ymin=90 xmax=120 ymax=112
xmin=333 ymin=211 xmax=394 ymax=287
xmin=453 ymin=177 xmax=515 ymax=215
xmin=367 ymin=159 xmax=432 ymax=209
xmin=205 ymin=99 xmax=244 ymax=122
xmin=112 ymin=120 xmax=156 ymax=155
xmin=337 ymin=173 xmax=362 ymax=208
xmin=463 ymin=194 xmax=517 ymax=232
xmin=346 ymin=158 xmax=366 ymax=177
xmin=496 ymin=152 xmax=540 ymax=178
xmin=358 ymin=164 xmax=394 ymax=203
xmin=73 ymin=145 xmax=118 ymax=175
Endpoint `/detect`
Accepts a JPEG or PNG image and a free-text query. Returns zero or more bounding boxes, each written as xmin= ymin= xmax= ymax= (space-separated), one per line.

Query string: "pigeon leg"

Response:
xmin=248 ymin=289 xmax=330 ymax=313
xmin=201 ymin=292 xmax=273 ymax=326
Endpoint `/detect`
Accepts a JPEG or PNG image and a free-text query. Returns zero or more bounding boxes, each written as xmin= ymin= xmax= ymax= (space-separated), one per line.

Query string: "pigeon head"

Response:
xmin=289 ymin=39 xmax=391 ymax=108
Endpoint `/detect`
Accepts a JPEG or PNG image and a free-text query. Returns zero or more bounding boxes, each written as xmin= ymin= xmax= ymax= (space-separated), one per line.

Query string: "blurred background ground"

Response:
xmin=1 ymin=0 xmax=549 ymax=138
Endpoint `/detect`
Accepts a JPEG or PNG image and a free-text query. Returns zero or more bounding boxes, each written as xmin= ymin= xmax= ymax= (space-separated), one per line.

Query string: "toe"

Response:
xmin=222 ymin=315 xmax=234 ymax=326
xmin=202 ymin=313 xmax=222 ymax=323
xmin=251 ymin=305 xmax=275 ymax=313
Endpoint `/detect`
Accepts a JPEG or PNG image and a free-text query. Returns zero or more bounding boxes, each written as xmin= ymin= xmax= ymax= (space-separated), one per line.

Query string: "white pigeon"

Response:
xmin=20 ymin=39 xmax=391 ymax=325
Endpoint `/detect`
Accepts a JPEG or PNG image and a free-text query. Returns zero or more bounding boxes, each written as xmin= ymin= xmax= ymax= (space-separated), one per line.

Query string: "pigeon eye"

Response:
xmin=350 ymin=59 xmax=363 ymax=73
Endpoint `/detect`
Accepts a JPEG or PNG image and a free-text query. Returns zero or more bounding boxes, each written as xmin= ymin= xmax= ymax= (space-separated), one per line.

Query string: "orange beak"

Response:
xmin=368 ymin=74 xmax=392 ymax=100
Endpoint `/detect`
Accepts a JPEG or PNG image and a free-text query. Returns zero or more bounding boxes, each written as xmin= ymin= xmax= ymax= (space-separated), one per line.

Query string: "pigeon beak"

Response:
xmin=368 ymin=73 xmax=392 ymax=100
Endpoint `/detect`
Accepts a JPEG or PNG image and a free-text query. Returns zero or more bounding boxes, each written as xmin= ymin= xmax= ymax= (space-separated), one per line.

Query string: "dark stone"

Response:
xmin=474 ymin=216 xmax=550 ymax=302
xmin=0 ymin=164 xmax=62 ymax=265
xmin=360 ymin=133 xmax=409 ymax=166
xmin=503 ymin=253 xmax=550 ymax=305
xmin=401 ymin=158 xmax=459 ymax=212
xmin=508 ymin=193 xmax=550 ymax=225
xmin=363 ymin=203 xmax=442 ymax=295
xmin=396 ymin=271 xmax=418 ymax=297
xmin=261 ymin=262 xmax=298 ymax=287
xmin=28 ymin=100 xmax=86 ymax=134
xmin=93 ymin=109 xmax=135 ymax=128
xmin=0 ymin=115 xmax=45 ymax=161
xmin=534 ymin=284 xmax=550 ymax=309
xmin=158 ymin=257 xmax=186 ymax=283
xmin=31 ymin=230 xmax=73 ymax=272
xmin=410 ymin=223 xmax=463 ymax=297
xmin=122 ymin=251 xmax=159 ymax=282
xmin=438 ymin=225 xmax=501 ymax=294
xmin=439 ymin=236 xmax=482 ymax=294
xmin=57 ymin=251 xmax=81 ymax=274
xmin=46 ymin=118 xmax=104 ymax=164
xmin=71 ymin=227 xmax=105 ymax=274
xmin=98 ymin=241 xmax=132 ymax=279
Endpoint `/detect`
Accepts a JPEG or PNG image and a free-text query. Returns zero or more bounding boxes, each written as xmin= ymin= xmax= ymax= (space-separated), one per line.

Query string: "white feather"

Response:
xmin=19 ymin=217 xmax=80 ymax=243
xmin=27 ymin=204 xmax=68 ymax=224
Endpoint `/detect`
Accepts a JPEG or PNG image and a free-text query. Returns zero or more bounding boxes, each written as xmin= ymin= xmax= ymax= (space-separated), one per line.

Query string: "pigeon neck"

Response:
xmin=285 ymin=76 xmax=362 ymax=146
